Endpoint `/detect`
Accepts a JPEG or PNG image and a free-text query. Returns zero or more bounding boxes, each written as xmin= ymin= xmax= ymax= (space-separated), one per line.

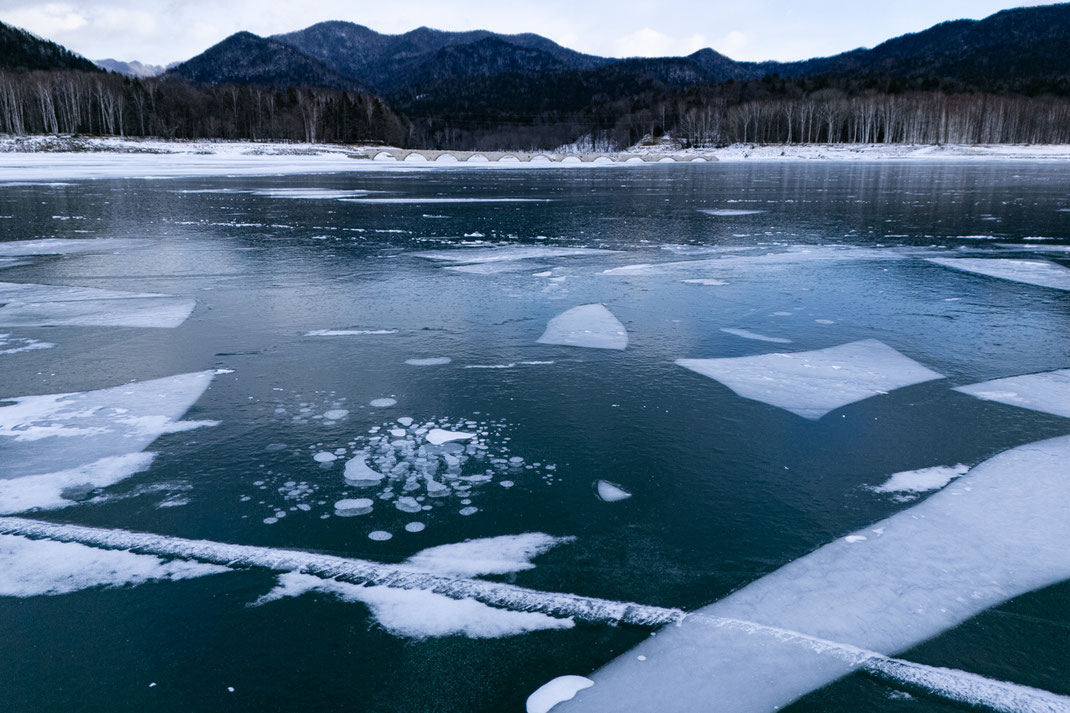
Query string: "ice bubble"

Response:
xmin=404 ymin=522 xmax=426 ymax=533
xmin=595 ymin=480 xmax=633 ymax=502
xmin=397 ymin=417 xmax=414 ymax=427
xmin=370 ymin=398 xmax=397 ymax=408
xmin=313 ymin=451 xmax=337 ymax=463
xmin=323 ymin=409 xmax=349 ymax=420
xmin=343 ymin=455 xmax=384 ymax=486
xmin=426 ymin=429 xmax=476 ymax=446
xmin=458 ymin=506 xmax=479 ymax=516
xmin=395 ymin=496 xmax=422 ymax=513
xmin=367 ymin=530 xmax=392 ymax=541
xmin=405 ymin=357 xmax=452 ymax=366
xmin=334 ymin=498 xmax=373 ymax=517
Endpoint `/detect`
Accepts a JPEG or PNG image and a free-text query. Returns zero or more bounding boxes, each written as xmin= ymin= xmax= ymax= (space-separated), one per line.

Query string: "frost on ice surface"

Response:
xmin=257 ymin=572 xmax=573 ymax=638
xmin=595 ymin=480 xmax=632 ymax=502
xmin=537 ymin=304 xmax=627 ymax=350
xmin=405 ymin=357 xmax=452 ymax=366
xmin=404 ymin=533 xmax=574 ymax=578
xmin=871 ymin=464 xmax=969 ymax=494
xmin=676 ymin=339 xmax=943 ymax=419
xmin=698 ymin=209 xmax=765 ymax=216
xmin=0 ymin=281 xmax=195 ymax=328
xmin=555 ymin=436 xmax=1070 ymax=713
xmin=413 ymin=246 xmax=617 ymax=265
xmin=928 ymin=257 xmax=1070 ymax=291
xmin=721 ymin=327 xmax=792 ymax=344
xmin=953 ymin=368 xmax=1070 ymax=419
xmin=527 ymin=676 xmax=594 ymax=713
xmin=0 ymin=371 xmax=214 ymax=511
xmin=0 ymin=533 xmax=225 ymax=597
xmin=0 ymin=333 xmax=54 ymax=354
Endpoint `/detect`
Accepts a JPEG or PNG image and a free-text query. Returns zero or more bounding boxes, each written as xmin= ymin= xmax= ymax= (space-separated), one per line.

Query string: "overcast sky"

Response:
xmin=0 ymin=1 xmax=1053 ymax=66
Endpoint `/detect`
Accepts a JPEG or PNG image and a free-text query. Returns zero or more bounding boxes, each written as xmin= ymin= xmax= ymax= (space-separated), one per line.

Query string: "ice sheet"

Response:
xmin=342 ymin=197 xmax=554 ymax=204
xmin=537 ymin=304 xmax=628 ymax=350
xmin=0 ymin=238 xmax=147 ymax=257
xmin=0 ymin=453 xmax=156 ymax=514
xmin=721 ymin=327 xmax=792 ymax=344
xmin=603 ymin=245 xmax=913 ymax=277
xmin=928 ymin=258 xmax=1070 ymax=291
xmin=527 ymin=676 xmax=595 ymax=713
xmin=558 ymin=435 xmax=1070 ymax=713
xmin=414 ymin=246 xmax=617 ymax=265
xmin=0 ymin=533 xmax=226 ymax=597
xmin=953 ymin=368 xmax=1070 ymax=419
xmin=0 ymin=281 xmax=195 ymax=328
xmin=444 ymin=261 xmax=553 ymax=274
xmin=676 ymin=339 xmax=943 ymax=419
xmin=0 ymin=371 xmax=215 ymax=493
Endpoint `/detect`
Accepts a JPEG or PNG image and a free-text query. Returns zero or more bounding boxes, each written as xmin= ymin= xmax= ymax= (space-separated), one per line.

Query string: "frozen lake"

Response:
xmin=1 ymin=162 xmax=1068 ymax=713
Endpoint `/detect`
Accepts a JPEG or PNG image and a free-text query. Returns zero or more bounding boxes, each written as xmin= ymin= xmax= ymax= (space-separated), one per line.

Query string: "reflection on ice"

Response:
xmin=677 ymin=339 xmax=943 ymax=419
xmin=538 ymin=304 xmax=628 ymax=350
xmin=0 ymin=238 xmax=147 ymax=257
xmin=954 ymin=368 xmax=1070 ymax=419
xmin=928 ymin=257 xmax=1070 ymax=291
xmin=558 ymin=436 xmax=1070 ymax=713
xmin=0 ymin=281 xmax=195 ymax=328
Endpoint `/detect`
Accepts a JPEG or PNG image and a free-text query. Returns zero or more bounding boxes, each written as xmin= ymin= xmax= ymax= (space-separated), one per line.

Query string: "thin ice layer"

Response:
xmin=953 ymin=368 xmax=1070 ymax=419
xmin=0 ymin=281 xmax=195 ymax=328
xmin=928 ymin=257 xmax=1070 ymax=291
xmin=558 ymin=435 xmax=1070 ymax=713
xmin=0 ymin=533 xmax=225 ymax=597
xmin=676 ymin=339 xmax=943 ymax=419
xmin=537 ymin=304 xmax=628 ymax=350
xmin=0 ymin=371 xmax=215 ymax=485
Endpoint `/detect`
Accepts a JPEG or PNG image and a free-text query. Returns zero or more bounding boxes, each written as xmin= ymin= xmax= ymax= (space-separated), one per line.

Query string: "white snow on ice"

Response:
xmin=555 ymin=435 xmax=1070 ymax=713
xmin=537 ymin=304 xmax=627 ymax=350
xmin=676 ymin=339 xmax=943 ymax=419
xmin=928 ymin=257 xmax=1070 ymax=291
xmin=404 ymin=533 xmax=574 ymax=578
xmin=0 ymin=333 xmax=54 ymax=354
xmin=871 ymin=464 xmax=969 ymax=494
xmin=954 ymin=368 xmax=1070 ymax=419
xmin=0 ymin=533 xmax=226 ymax=597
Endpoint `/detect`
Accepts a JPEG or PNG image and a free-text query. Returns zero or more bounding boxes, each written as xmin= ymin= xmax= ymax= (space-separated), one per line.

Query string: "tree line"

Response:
xmin=0 ymin=70 xmax=410 ymax=146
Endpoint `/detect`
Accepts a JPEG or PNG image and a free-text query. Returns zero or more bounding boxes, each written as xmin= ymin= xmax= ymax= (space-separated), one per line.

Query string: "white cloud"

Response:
xmin=613 ymin=28 xmax=709 ymax=58
xmin=3 ymin=3 xmax=87 ymax=36
xmin=713 ymin=30 xmax=748 ymax=58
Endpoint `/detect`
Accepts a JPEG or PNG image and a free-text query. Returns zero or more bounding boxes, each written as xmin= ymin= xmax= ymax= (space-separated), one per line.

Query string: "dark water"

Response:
xmin=0 ymin=163 xmax=1068 ymax=713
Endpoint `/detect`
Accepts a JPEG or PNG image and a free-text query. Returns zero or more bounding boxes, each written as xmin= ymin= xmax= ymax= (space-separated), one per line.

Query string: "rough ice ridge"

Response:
xmin=537 ymin=304 xmax=628 ymax=350
xmin=928 ymin=257 xmax=1070 ymax=291
xmin=676 ymin=339 xmax=943 ymax=419
xmin=953 ymin=369 xmax=1070 ymax=419
xmin=0 ymin=281 xmax=195 ymax=328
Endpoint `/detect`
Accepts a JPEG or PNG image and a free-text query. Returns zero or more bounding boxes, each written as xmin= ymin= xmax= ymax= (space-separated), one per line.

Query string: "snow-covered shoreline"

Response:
xmin=1 ymin=136 xmax=1069 ymax=181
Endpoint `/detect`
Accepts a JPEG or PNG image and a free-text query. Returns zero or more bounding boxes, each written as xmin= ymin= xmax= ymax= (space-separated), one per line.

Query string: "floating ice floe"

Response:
xmin=595 ymin=480 xmax=632 ymax=502
xmin=0 ymin=371 xmax=215 ymax=512
xmin=554 ymin=435 xmax=1070 ymax=713
xmin=370 ymin=398 xmax=397 ymax=408
xmin=928 ymin=257 xmax=1070 ymax=291
xmin=0 ymin=238 xmax=147 ymax=257
xmin=720 ymin=327 xmax=791 ymax=344
xmin=405 ymin=357 xmax=452 ymax=366
xmin=0 ymin=333 xmax=54 ymax=354
xmin=413 ymin=246 xmax=617 ymax=265
xmin=305 ymin=329 xmax=397 ymax=336
xmin=426 ymin=428 xmax=476 ymax=446
xmin=676 ymin=339 xmax=943 ymax=419
xmin=871 ymin=464 xmax=969 ymax=494
xmin=698 ymin=209 xmax=765 ymax=216
xmin=0 ymin=533 xmax=225 ymax=597
xmin=953 ymin=368 xmax=1070 ymax=419
xmin=0 ymin=281 xmax=195 ymax=328
xmin=527 ymin=676 xmax=595 ymax=713
xmin=537 ymin=304 xmax=628 ymax=350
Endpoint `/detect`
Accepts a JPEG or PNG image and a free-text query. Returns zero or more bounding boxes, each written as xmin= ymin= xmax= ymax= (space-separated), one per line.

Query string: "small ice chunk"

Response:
xmin=595 ymin=480 xmax=632 ymax=502
xmin=323 ymin=409 xmax=349 ymax=420
xmin=527 ymin=676 xmax=594 ymax=713
xmin=953 ymin=368 xmax=1070 ymax=419
xmin=537 ymin=304 xmax=628 ymax=350
xmin=459 ymin=506 xmax=479 ymax=516
xmin=397 ymin=417 xmax=414 ymax=427
xmin=343 ymin=455 xmax=384 ymax=486
xmin=390 ymin=428 xmax=406 ymax=437
xmin=334 ymin=498 xmax=373 ymax=516
xmin=872 ymin=464 xmax=969 ymax=494
xmin=676 ymin=339 xmax=943 ymax=419
xmin=370 ymin=398 xmax=397 ymax=408
xmin=0 ymin=281 xmax=195 ymax=329
xmin=368 ymin=530 xmax=392 ymax=541
xmin=928 ymin=257 xmax=1070 ymax=291
xmin=698 ymin=209 xmax=764 ymax=216
xmin=313 ymin=451 xmax=338 ymax=463
xmin=426 ymin=429 xmax=475 ymax=446
xmin=721 ymin=327 xmax=791 ymax=344
xmin=396 ymin=496 xmax=422 ymax=513
xmin=405 ymin=357 xmax=452 ymax=366
xmin=405 ymin=522 xmax=426 ymax=533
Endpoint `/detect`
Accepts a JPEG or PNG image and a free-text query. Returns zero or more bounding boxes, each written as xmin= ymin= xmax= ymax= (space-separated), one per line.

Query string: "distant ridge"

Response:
xmin=0 ymin=20 xmax=101 ymax=72
xmin=95 ymin=58 xmax=166 ymax=78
